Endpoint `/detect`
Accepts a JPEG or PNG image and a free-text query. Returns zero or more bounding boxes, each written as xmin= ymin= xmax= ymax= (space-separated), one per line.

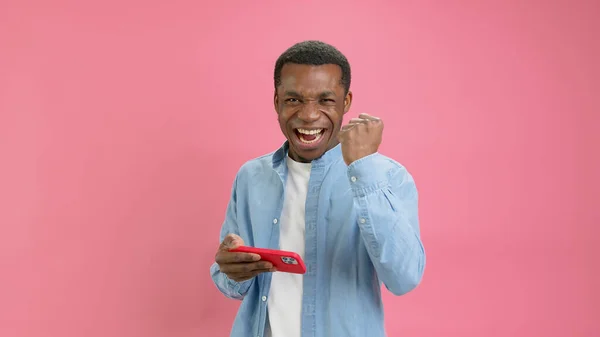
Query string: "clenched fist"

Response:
xmin=214 ymin=234 xmax=276 ymax=282
xmin=338 ymin=113 xmax=384 ymax=165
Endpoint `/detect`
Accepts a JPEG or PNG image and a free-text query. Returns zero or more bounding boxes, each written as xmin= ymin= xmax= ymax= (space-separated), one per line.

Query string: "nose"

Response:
xmin=297 ymin=101 xmax=320 ymax=122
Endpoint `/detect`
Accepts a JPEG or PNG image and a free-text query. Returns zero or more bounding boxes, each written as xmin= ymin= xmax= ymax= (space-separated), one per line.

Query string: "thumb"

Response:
xmin=338 ymin=124 xmax=355 ymax=142
xmin=337 ymin=129 xmax=346 ymax=143
xmin=221 ymin=233 xmax=244 ymax=251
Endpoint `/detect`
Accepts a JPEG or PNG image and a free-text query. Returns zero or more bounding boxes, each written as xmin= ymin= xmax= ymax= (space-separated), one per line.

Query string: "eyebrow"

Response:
xmin=284 ymin=91 xmax=302 ymax=98
xmin=318 ymin=91 xmax=336 ymax=98
xmin=283 ymin=90 xmax=337 ymax=98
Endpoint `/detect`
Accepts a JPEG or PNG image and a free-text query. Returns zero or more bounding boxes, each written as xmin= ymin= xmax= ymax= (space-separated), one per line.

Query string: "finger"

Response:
xmin=348 ymin=118 xmax=368 ymax=124
xmin=229 ymin=268 xmax=276 ymax=282
xmin=229 ymin=273 xmax=256 ymax=282
xmin=223 ymin=233 xmax=243 ymax=246
xmin=340 ymin=124 xmax=357 ymax=132
xmin=358 ymin=113 xmax=380 ymax=121
xmin=220 ymin=233 xmax=244 ymax=251
xmin=219 ymin=261 xmax=274 ymax=274
xmin=237 ymin=267 xmax=277 ymax=280
xmin=215 ymin=251 xmax=261 ymax=264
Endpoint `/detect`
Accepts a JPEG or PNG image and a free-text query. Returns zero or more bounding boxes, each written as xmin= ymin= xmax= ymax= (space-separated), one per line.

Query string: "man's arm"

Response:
xmin=210 ymin=174 xmax=255 ymax=300
xmin=347 ymin=153 xmax=426 ymax=296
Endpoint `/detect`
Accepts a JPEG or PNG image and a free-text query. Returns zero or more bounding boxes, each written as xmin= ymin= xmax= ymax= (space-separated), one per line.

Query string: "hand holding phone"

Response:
xmin=215 ymin=234 xmax=276 ymax=282
xmin=229 ymin=246 xmax=306 ymax=274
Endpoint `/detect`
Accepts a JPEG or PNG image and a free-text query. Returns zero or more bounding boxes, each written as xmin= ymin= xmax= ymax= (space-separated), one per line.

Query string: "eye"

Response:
xmin=321 ymin=98 xmax=336 ymax=104
xmin=285 ymin=98 xmax=301 ymax=104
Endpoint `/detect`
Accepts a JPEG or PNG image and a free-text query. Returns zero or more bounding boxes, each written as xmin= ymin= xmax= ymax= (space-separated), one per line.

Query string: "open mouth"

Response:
xmin=295 ymin=128 xmax=325 ymax=144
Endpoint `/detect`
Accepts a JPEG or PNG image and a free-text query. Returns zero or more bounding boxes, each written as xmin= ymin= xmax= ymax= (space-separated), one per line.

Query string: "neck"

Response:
xmin=288 ymin=140 xmax=340 ymax=163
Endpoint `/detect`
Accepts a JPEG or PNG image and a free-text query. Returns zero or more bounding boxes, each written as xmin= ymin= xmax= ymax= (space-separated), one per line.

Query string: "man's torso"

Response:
xmin=229 ymin=144 xmax=387 ymax=337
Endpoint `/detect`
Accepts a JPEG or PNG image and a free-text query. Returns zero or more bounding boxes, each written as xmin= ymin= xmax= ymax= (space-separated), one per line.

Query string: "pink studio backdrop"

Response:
xmin=1 ymin=1 xmax=598 ymax=336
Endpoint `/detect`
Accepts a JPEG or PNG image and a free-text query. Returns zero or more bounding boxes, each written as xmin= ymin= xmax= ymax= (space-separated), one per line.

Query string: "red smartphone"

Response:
xmin=229 ymin=246 xmax=306 ymax=274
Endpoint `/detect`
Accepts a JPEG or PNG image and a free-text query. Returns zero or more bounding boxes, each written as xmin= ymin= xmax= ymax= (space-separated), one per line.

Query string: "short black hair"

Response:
xmin=274 ymin=40 xmax=351 ymax=94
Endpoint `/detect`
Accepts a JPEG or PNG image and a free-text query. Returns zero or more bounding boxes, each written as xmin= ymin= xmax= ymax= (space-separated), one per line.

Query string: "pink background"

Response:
xmin=1 ymin=1 xmax=598 ymax=336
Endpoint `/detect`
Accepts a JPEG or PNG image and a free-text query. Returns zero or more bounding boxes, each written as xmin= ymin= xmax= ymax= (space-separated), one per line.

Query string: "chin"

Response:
xmin=289 ymin=145 xmax=329 ymax=163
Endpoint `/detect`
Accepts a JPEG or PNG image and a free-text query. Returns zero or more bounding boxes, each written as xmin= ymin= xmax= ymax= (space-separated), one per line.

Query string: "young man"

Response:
xmin=210 ymin=40 xmax=425 ymax=337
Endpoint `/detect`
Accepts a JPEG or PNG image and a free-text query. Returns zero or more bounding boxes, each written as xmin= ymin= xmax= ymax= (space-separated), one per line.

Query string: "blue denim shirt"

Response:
xmin=210 ymin=142 xmax=425 ymax=337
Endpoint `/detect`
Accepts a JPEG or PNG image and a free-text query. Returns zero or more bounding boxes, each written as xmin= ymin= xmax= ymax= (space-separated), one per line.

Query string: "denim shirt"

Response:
xmin=210 ymin=142 xmax=425 ymax=337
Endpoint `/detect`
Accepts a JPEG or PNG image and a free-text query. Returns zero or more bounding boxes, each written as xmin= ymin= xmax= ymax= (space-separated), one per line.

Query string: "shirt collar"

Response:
xmin=272 ymin=141 xmax=342 ymax=169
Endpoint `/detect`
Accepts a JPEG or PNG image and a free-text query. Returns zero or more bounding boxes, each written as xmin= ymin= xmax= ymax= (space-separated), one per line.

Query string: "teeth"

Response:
xmin=298 ymin=131 xmax=324 ymax=144
xmin=297 ymin=128 xmax=323 ymax=135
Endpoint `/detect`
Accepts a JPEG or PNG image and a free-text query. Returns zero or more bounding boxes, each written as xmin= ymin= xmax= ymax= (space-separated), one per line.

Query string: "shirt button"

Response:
xmin=273 ymin=218 xmax=278 ymax=224
xmin=350 ymin=176 xmax=357 ymax=183
xmin=360 ymin=218 xmax=366 ymax=224
xmin=262 ymin=296 xmax=267 ymax=301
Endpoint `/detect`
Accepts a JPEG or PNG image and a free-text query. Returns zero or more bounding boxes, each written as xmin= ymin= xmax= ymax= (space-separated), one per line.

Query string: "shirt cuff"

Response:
xmin=347 ymin=153 xmax=391 ymax=197
xmin=227 ymin=274 xmax=252 ymax=294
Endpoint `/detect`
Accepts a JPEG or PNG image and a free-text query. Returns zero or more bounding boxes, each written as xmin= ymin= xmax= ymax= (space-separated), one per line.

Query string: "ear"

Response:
xmin=274 ymin=91 xmax=279 ymax=114
xmin=343 ymin=91 xmax=353 ymax=114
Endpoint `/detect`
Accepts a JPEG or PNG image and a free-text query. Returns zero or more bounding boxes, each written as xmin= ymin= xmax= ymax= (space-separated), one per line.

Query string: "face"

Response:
xmin=274 ymin=63 xmax=352 ymax=162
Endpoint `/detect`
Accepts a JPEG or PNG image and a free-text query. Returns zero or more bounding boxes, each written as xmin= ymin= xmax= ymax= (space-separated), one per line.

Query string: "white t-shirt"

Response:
xmin=265 ymin=156 xmax=311 ymax=337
